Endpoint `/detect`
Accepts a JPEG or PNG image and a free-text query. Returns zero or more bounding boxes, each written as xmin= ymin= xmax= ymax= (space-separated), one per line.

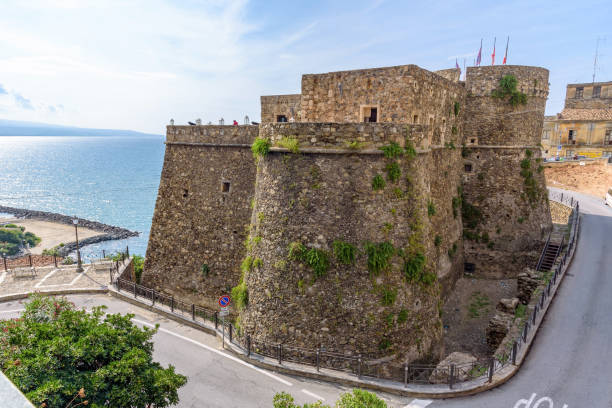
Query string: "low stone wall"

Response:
xmin=166 ymin=125 xmax=259 ymax=145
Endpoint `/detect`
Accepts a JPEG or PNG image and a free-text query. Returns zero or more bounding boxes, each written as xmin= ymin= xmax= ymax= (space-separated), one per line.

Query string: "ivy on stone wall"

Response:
xmin=287 ymin=241 xmax=330 ymax=279
xmin=385 ymin=162 xmax=401 ymax=182
xmin=364 ymin=241 xmax=395 ymax=275
xmin=333 ymin=240 xmax=357 ymax=264
xmin=372 ymin=174 xmax=386 ymax=190
xmin=520 ymin=149 xmax=542 ymax=205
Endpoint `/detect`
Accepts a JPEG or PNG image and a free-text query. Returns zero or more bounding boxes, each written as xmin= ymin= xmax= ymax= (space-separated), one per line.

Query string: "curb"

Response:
xmin=0 ymin=288 xmax=109 ymax=303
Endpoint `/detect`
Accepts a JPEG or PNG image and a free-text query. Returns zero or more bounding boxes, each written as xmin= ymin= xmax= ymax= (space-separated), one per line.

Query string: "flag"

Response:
xmin=476 ymin=39 xmax=482 ymax=66
xmin=491 ymin=37 xmax=496 ymax=65
xmin=456 ymin=58 xmax=461 ymax=75
xmin=503 ymin=36 xmax=509 ymax=65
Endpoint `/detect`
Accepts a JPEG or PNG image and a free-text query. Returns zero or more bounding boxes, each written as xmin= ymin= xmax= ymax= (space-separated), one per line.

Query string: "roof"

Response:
xmin=556 ymin=108 xmax=612 ymax=121
xmin=567 ymin=80 xmax=612 ymax=87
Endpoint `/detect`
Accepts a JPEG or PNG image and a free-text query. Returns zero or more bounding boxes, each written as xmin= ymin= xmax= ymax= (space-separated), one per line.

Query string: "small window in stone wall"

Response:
xmin=182 ymin=189 xmax=188 ymax=198
xmin=464 ymin=163 xmax=473 ymax=172
xmin=413 ymin=114 xmax=419 ymax=124
xmin=593 ymin=86 xmax=601 ymax=98
xmin=575 ymin=87 xmax=583 ymax=99
xmin=222 ymin=182 xmax=231 ymax=193
xmin=464 ymin=263 xmax=476 ymax=273
xmin=277 ymin=115 xmax=288 ymax=123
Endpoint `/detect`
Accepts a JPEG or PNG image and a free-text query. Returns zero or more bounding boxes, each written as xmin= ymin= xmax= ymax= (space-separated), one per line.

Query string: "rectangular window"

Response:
xmin=360 ymin=106 xmax=378 ymax=123
xmin=542 ymin=130 xmax=550 ymax=140
xmin=566 ymin=150 xmax=574 ymax=158
xmin=276 ymin=115 xmax=287 ymax=122
xmin=605 ymin=129 xmax=612 ymax=145
xmin=222 ymin=182 xmax=230 ymax=192
xmin=575 ymin=87 xmax=583 ymax=98
xmin=568 ymin=129 xmax=576 ymax=144
xmin=464 ymin=163 xmax=472 ymax=172
xmin=593 ymin=86 xmax=601 ymax=98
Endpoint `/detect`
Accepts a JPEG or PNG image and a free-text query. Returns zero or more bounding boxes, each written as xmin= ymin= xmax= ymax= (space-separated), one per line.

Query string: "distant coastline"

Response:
xmin=0 ymin=205 xmax=139 ymax=257
xmin=0 ymin=119 xmax=161 ymax=137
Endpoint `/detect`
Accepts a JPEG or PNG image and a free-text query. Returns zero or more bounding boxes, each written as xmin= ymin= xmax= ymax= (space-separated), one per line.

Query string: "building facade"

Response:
xmin=542 ymin=81 xmax=612 ymax=159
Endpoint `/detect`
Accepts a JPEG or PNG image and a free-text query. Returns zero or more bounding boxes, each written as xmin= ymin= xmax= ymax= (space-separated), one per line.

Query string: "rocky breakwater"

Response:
xmin=0 ymin=205 xmax=138 ymax=257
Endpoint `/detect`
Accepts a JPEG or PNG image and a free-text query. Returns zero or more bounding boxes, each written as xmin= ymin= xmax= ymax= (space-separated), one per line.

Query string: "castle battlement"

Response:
xmin=166 ymin=125 xmax=259 ymax=145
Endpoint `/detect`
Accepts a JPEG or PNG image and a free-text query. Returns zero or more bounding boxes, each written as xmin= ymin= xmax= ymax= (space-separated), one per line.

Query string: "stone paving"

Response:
xmin=0 ymin=262 xmax=112 ymax=296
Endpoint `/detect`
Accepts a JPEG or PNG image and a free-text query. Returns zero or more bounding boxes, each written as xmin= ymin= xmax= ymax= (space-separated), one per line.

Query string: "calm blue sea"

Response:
xmin=0 ymin=135 xmax=165 ymax=260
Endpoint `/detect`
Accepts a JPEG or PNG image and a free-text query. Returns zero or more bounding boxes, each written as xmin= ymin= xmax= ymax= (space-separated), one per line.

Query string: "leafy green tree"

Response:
xmin=0 ymin=295 xmax=187 ymax=407
xmin=273 ymin=389 xmax=387 ymax=408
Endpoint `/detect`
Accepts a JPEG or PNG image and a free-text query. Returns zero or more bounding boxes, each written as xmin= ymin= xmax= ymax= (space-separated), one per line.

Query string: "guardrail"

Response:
xmin=111 ymin=193 xmax=580 ymax=391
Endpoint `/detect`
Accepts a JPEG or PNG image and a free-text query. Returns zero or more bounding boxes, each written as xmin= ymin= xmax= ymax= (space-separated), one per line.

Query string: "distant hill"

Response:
xmin=0 ymin=119 xmax=161 ymax=137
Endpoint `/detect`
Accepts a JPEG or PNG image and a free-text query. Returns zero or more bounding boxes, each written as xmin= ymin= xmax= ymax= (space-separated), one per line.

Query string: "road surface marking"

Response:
xmin=132 ymin=318 xmax=294 ymax=387
xmin=69 ymin=272 xmax=84 ymax=286
xmin=0 ymin=309 xmax=25 ymax=314
xmin=404 ymin=399 xmax=433 ymax=408
xmin=0 ymin=271 xmax=6 ymax=285
xmin=35 ymin=269 xmax=58 ymax=288
xmin=301 ymin=389 xmax=325 ymax=401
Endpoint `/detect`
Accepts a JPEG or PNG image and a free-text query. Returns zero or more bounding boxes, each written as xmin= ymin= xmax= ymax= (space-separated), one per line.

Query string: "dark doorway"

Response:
xmin=277 ymin=115 xmax=288 ymax=123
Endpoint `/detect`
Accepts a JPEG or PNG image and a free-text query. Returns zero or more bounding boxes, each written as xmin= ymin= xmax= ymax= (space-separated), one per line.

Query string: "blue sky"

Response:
xmin=0 ymin=0 xmax=610 ymax=133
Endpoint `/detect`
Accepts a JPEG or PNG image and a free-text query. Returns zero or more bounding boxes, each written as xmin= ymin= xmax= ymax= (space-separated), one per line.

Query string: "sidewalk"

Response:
xmin=0 ymin=263 xmax=112 ymax=297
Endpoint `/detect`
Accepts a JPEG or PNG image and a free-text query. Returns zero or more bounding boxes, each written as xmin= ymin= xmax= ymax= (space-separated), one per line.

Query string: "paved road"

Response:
xmin=1 ymin=189 xmax=609 ymax=408
xmin=429 ymin=189 xmax=612 ymax=408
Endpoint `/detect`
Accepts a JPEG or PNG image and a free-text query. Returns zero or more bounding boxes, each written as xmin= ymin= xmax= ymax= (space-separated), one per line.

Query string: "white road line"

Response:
xmin=0 ymin=309 xmax=25 ymax=314
xmin=0 ymin=271 xmax=6 ymax=285
xmin=131 ymin=318 xmax=293 ymax=387
xmin=35 ymin=269 xmax=58 ymax=288
xmin=301 ymin=389 xmax=325 ymax=401
xmin=69 ymin=272 xmax=84 ymax=286
xmin=404 ymin=399 xmax=433 ymax=408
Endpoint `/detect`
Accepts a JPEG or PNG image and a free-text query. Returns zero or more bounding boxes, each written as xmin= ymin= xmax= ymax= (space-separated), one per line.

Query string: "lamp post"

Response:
xmin=73 ymin=217 xmax=83 ymax=272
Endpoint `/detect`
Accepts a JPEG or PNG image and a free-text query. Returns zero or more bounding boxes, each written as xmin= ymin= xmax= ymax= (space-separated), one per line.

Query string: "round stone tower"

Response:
xmin=461 ymin=65 xmax=552 ymax=278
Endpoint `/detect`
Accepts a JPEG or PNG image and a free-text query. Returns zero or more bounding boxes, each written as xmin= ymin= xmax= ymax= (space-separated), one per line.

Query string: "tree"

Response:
xmin=273 ymin=389 xmax=387 ymax=408
xmin=0 ymin=295 xmax=187 ymax=407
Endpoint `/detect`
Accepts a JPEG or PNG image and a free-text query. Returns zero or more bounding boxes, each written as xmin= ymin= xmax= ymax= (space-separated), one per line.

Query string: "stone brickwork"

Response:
xmin=462 ymin=66 xmax=552 ymax=277
xmin=261 ymin=94 xmax=301 ymax=123
xmin=143 ymin=62 xmax=552 ymax=366
xmin=143 ymin=125 xmax=259 ymax=308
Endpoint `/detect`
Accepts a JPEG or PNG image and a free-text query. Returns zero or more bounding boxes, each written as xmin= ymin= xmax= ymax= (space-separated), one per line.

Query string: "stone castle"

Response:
xmin=143 ymin=64 xmax=552 ymax=364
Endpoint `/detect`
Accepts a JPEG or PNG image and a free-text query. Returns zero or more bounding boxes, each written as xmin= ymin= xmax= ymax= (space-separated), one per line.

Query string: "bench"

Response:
xmin=11 ymin=267 xmax=36 ymax=279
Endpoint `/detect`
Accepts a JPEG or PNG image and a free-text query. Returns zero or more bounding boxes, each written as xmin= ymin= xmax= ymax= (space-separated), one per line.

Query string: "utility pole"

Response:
xmin=593 ymin=37 xmax=604 ymax=83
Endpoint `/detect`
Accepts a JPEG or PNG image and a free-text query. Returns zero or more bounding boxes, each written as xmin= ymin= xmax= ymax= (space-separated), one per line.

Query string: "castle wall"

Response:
xmin=143 ymin=125 xmax=259 ymax=308
xmin=300 ymin=65 xmax=464 ymax=147
xmin=462 ymin=66 xmax=552 ymax=278
xmin=238 ymin=122 xmax=464 ymax=364
xmin=261 ymin=94 xmax=301 ymax=123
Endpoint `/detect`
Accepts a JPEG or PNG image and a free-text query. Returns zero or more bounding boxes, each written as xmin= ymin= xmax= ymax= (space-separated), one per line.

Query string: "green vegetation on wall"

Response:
xmin=491 ymin=74 xmax=527 ymax=106
xmin=372 ymin=174 xmax=386 ymax=190
xmin=386 ymin=162 xmax=401 ymax=182
xmin=520 ymin=149 xmax=542 ymax=204
xmin=332 ymin=240 xmax=356 ymax=264
xmin=287 ymin=242 xmax=329 ymax=279
xmin=364 ymin=241 xmax=395 ymax=275
xmin=251 ymin=137 xmax=271 ymax=158
xmin=277 ymin=137 xmax=300 ymax=153
xmin=380 ymin=142 xmax=404 ymax=159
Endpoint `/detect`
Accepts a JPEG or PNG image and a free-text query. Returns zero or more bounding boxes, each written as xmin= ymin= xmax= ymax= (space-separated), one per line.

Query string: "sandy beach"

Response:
xmin=0 ymin=216 xmax=103 ymax=254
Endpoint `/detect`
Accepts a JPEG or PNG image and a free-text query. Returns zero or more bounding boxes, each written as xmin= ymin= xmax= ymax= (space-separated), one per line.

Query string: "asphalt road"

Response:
xmin=0 ymin=188 xmax=609 ymax=408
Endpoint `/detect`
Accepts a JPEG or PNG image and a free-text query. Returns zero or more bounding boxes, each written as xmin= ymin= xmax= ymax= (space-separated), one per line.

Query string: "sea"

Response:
xmin=0 ymin=135 xmax=166 ymax=260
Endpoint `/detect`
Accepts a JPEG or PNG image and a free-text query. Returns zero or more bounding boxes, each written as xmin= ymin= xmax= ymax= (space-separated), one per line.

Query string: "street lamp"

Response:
xmin=73 ymin=217 xmax=83 ymax=272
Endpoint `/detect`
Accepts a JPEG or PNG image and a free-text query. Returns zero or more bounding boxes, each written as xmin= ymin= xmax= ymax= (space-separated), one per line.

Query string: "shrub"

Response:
xmin=386 ymin=162 xmax=401 ymax=182
xmin=462 ymin=200 xmax=483 ymax=229
xmin=380 ymin=142 xmax=403 ymax=159
xmin=232 ymin=281 xmax=248 ymax=310
xmin=404 ymin=140 xmax=417 ymax=158
xmin=364 ymin=242 xmax=395 ymax=275
xmin=454 ymin=101 xmax=460 ymax=116
xmin=381 ymin=287 xmax=397 ymax=306
xmin=200 ymin=263 xmax=210 ymax=278
xmin=304 ymin=248 xmax=329 ymax=278
xmin=277 ymin=137 xmax=300 ymax=153
xmin=452 ymin=196 xmax=461 ymax=218
xmin=393 ymin=188 xmax=404 ymax=199
xmin=273 ymin=389 xmax=387 ymax=408
xmin=133 ymin=255 xmax=145 ymax=283
xmin=333 ymin=240 xmax=356 ymax=264
xmin=491 ymin=75 xmax=527 ymax=106
xmin=241 ymin=256 xmax=253 ymax=273
xmin=62 ymin=256 xmax=74 ymax=265
xmin=251 ymin=137 xmax=271 ymax=158
xmin=287 ymin=241 xmax=305 ymax=260
xmin=427 ymin=200 xmax=436 ymax=217
xmin=347 ymin=140 xmax=363 ymax=149
xmin=403 ymin=252 xmax=427 ymax=283
xmin=451 ymin=125 xmax=458 ymax=135
xmin=434 ymin=235 xmax=442 ymax=247
xmin=515 ymin=303 xmax=526 ymax=319
xmin=1 ymin=295 xmax=187 ymax=407
xmin=253 ymin=258 xmax=263 ymax=268
xmin=448 ymin=242 xmax=458 ymax=258
xmin=397 ymin=309 xmax=408 ymax=324
xmin=372 ymin=174 xmax=385 ymax=190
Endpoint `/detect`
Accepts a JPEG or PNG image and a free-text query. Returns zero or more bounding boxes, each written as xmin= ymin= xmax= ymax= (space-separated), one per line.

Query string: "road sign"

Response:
xmin=219 ymin=309 xmax=229 ymax=317
xmin=218 ymin=295 xmax=231 ymax=308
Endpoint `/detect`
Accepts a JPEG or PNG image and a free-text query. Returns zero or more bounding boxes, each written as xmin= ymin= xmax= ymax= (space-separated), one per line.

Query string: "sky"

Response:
xmin=0 ymin=0 xmax=610 ymax=133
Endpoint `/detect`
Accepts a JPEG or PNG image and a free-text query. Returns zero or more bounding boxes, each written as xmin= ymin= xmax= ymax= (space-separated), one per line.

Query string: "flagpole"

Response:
xmin=492 ymin=37 xmax=496 ymax=65
xmin=503 ymin=36 xmax=509 ymax=65
xmin=463 ymin=59 xmax=466 ymax=80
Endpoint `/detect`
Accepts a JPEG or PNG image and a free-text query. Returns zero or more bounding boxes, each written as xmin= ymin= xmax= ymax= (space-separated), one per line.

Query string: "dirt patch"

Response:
xmin=442 ymin=277 xmax=517 ymax=359
xmin=545 ymin=161 xmax=612 ymax=198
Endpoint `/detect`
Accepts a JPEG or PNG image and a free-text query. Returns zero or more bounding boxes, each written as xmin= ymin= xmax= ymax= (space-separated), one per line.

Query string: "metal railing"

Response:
xmin=110 ymin=196 xmax=580 ymax=389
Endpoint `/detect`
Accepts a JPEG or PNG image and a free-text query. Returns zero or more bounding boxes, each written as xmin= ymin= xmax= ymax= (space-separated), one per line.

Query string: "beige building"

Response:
xmin=542 ymin=81 xmax=612 ymax=159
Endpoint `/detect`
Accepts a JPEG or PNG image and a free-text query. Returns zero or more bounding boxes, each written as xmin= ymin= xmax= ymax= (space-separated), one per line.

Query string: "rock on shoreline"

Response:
xmin=0 ymin=205 xmax=139 ymax=257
